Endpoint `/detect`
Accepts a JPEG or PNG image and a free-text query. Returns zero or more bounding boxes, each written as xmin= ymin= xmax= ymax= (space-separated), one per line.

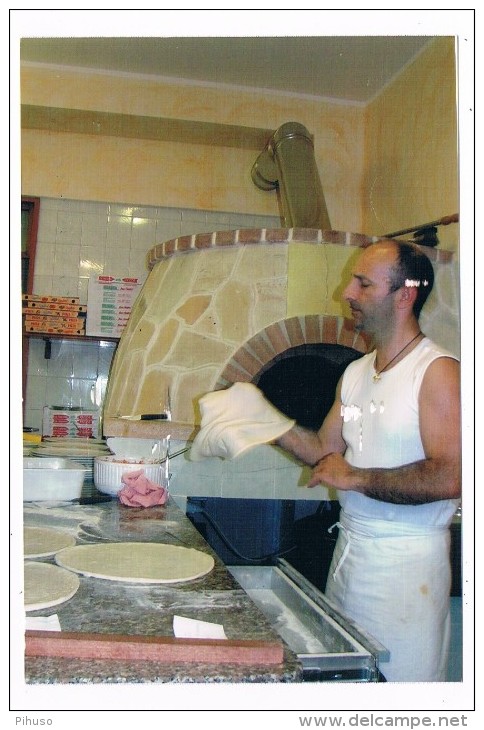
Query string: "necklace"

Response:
xmin=372 ymin=331 xmax=423 ymax=382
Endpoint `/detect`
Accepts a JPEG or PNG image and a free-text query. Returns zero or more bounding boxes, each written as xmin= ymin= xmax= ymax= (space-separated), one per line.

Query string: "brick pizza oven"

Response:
xmin=102 ymin=227 xmax=457 ymax=442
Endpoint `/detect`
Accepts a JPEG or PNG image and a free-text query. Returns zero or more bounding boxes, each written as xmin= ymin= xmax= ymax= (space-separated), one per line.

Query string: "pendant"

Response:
xmin=372 ymin=372 xmax=381 ymax=382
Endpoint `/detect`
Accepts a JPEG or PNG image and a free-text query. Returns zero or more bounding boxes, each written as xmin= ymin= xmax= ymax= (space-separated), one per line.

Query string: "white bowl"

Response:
xmin=23 ymin=457 xmax=86 ymax=501
xmin=94 ymin=455 xmax=164 ymax=497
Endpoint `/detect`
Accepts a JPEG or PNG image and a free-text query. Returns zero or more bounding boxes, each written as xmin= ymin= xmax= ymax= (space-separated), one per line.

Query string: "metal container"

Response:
xmin=229 ymin=559 xmax=389 ymax=682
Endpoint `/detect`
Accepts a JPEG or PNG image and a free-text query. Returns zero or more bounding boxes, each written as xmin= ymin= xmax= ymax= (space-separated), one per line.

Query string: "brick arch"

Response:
xmin=215 ymin=314 xmax=371 ymax=389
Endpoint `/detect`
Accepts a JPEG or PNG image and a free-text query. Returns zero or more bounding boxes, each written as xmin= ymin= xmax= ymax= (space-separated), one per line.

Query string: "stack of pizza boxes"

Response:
xmin=42 ymin=406 xmax=100 ymax=438
xmin=22 ymin=294 xmax=87 ymax=335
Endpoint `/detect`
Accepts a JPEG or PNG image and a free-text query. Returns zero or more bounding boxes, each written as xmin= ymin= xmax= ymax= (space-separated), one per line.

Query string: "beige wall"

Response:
xmin=21 ymin=64 xmax=365 ymax=232
xmin=363 ymin=37 xmax=458 ymax=251
xmin=20 ymin=37 xmax=458 ymax=247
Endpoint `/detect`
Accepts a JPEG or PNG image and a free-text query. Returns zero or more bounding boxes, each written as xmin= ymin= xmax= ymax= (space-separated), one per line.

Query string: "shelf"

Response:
xmin=103 ymin=416 xmax=196 ymax=442
xmin=24 ymin=331 xmax=119 ymax=358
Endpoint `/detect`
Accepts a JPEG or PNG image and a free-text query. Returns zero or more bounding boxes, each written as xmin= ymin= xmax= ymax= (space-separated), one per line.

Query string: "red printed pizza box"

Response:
xmin=22 ymin=294 xmax=80 ymax=304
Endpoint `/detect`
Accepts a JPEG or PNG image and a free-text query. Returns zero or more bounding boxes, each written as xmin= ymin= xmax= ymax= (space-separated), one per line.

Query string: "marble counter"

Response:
xmin=23 ymin=497 xmax=302 ymax=684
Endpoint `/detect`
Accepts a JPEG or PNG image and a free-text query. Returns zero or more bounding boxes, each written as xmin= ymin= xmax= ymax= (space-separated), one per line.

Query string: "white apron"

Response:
xmin=325 ymin=511 xmax=452 ymax=682
xmin=328 ymin=338 xmax=458 ymax=681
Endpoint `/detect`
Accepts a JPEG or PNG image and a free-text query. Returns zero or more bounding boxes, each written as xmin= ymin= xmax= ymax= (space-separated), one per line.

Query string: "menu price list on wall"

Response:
xmin=86 ymin=276 xmax=142 ymax=337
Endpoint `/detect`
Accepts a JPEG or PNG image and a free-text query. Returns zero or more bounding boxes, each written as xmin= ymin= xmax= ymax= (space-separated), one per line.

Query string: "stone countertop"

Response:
xmin=23 ymin=497 xmax=302 ymax=684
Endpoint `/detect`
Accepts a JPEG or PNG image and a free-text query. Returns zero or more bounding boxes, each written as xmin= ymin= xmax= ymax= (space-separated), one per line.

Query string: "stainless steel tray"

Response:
xmin=228 ymin=559 xmax=389 ymax=682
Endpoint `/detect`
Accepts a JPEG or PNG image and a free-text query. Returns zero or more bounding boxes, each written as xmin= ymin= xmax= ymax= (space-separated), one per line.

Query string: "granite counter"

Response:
xmin=23 ymin=497 xmax=302 ymax=684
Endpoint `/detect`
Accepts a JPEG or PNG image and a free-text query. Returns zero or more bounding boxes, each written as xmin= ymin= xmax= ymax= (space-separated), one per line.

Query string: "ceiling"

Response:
xmin=19 ymin=36 xmax=435 ymax=104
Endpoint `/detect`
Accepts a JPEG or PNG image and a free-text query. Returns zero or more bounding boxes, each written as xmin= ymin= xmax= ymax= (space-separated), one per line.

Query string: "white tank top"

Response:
xmin=338 ymin=337 xmax=459 ymax=527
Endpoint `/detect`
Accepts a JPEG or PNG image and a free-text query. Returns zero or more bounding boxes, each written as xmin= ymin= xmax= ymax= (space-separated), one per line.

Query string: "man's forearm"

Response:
xmin=276 ymin=425 xmax=330 ymax=466
xmin=358 ymin=458 xmax=461 ymax=504
xmin=310 ymin=453 xmax=461 ymax=504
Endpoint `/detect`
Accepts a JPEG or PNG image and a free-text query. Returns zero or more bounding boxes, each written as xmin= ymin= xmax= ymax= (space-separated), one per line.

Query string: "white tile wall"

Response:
xmin=24 ymin=198 xmax=279 ymax=432
xmin=166 ymin=439 xmax=335 ymax=504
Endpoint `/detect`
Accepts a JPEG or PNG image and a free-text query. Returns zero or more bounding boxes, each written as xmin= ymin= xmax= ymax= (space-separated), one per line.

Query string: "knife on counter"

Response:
xmin=119 ymin=414 xmax=169 ymax=420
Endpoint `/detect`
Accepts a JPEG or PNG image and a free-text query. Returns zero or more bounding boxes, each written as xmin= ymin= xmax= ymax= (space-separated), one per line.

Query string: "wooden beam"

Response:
xmin=21 ymin=104 xmax=273 ymax=150
xmin=25 ymin=630 xmax=284 ymax=665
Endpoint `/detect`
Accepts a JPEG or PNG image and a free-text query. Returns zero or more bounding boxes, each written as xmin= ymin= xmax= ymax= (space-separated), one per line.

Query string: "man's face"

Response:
xmin=343 ymin=243 xmax=399 ymax=334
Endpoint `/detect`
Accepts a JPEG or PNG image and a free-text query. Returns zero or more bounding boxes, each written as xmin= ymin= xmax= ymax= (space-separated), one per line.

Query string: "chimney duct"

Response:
xmin=251 ymin=122 xmax=331 ymax=229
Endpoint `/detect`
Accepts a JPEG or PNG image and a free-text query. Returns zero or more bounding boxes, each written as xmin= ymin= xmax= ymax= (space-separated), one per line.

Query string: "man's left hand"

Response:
xmin=307 ymin=452 xmax=357 ymax=489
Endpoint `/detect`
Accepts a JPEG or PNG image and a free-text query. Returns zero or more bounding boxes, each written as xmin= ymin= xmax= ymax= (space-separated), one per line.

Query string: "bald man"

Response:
xmin=278 ymin=240 xmax=461 ymax=681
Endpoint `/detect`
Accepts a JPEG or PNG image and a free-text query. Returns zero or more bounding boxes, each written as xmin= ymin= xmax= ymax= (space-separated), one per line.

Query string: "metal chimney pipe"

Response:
xmin=251 ymin=122 xmax=331 ymax=229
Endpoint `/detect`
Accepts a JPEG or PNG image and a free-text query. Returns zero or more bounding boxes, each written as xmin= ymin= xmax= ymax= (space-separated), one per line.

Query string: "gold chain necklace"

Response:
xmin=372 ymin=331 xmax=423 ymax=383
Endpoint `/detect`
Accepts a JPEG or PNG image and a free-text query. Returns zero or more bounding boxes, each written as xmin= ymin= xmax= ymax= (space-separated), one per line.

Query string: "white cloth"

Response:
xmin=325 ymin=512 xmax=451 ymax=682
xmin=189 ymin=383 xmax=295 ymax=461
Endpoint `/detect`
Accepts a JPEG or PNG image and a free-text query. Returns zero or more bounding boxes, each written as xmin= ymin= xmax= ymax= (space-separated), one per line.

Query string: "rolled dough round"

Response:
xmin=24 ymin=561 xmax=80 ymax=611
xmin=55 ymin=542 xmax=215 ymax=584
xmin=24 ymin=526 xmax=76 ymax=558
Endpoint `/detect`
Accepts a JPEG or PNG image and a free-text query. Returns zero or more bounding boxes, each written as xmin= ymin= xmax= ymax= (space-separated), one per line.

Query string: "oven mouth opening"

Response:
xmin=254 ymin=343 xmax=363 ymax=430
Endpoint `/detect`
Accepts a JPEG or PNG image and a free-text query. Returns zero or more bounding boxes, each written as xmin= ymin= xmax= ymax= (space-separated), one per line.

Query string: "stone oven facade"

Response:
xmin=103 ymin=228 xmax=457 ymax=441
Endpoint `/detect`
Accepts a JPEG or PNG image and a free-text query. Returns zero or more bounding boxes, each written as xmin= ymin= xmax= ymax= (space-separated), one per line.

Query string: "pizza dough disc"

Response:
xmin=55 ymin=542 xmax=215 ymax=584
xmin=24 ymin=561 xmax=80 ymax=611
xmin=24 ymin=526 xmax=76 ymax=558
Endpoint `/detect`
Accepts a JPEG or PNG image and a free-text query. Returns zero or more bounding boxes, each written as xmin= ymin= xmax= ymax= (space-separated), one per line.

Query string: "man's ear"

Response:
xmin=396 ymin=285 xmax=418 ymax=310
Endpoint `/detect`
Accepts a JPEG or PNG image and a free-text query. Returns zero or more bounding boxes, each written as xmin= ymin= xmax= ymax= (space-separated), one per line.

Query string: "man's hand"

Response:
xmin=307 ymin=452 xmax=359 ymax=489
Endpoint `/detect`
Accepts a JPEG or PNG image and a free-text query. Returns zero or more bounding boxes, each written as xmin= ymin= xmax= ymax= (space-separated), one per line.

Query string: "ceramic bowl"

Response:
xmin=94 ymin=455 xmax=164 ymax=497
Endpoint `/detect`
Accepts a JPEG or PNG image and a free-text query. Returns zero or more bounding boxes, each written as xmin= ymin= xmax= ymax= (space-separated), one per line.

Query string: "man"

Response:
xmin=277 ymin=239 xmax=461 ymax=681
xmin=191 ymin=239 xmax=461 ymax=681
